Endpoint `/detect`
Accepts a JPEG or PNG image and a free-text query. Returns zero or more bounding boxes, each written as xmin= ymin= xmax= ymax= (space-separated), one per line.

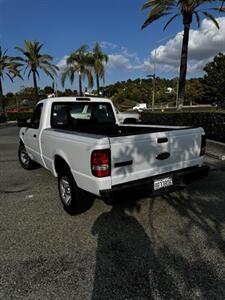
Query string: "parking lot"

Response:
xmin=0 ymin=125 xmax=225 ymax=299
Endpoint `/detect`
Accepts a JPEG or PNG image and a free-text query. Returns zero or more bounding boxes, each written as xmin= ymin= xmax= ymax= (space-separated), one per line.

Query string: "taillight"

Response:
xmin=200 ymin=135 xmax=206 ymax=156
xmin=91 ymin=149 xmax=111 ymax=177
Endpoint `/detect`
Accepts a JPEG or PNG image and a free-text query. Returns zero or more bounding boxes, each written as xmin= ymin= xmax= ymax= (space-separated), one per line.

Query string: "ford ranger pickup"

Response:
xmin=18 ymin=97 xmax=209 ymax=214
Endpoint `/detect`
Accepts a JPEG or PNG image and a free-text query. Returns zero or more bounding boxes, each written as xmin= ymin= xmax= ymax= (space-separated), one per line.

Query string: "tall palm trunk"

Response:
xmin=32 ymin=70 xmax=38 ymax=102
xmin=78 ymin=73 xmax=83 ymax=96
xmin=0 ymin=77 xmax=5 ymax=114
xmin=96 ymin=73 xmax=100 ymax=96
xmin=178 ymin=14 xmax=192 ymax=107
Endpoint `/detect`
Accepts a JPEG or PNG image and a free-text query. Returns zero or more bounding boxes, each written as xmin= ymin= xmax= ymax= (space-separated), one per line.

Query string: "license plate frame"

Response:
xmin=153 ymin=176 xmax=173 ymax=191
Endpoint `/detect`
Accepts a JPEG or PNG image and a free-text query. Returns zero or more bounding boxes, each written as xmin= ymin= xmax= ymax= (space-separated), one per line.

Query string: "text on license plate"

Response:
xmin=154 ymin=176 xmax=173 ymax=191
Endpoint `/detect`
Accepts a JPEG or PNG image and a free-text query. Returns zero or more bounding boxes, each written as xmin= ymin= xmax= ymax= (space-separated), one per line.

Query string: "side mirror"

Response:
xmin=17 ymin=119 xmax=28 ymax=127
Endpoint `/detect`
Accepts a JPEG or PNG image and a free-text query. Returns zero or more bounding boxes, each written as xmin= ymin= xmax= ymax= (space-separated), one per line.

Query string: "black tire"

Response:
xmin=18 ymin=144 xmax=37 ymax=170
xmin=58 ymin=168 xmax=94 ymax=215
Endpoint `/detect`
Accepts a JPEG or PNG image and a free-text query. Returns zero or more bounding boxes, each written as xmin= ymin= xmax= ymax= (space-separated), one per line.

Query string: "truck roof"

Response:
xmin=37 ymin=96 xmax=112 ymax=105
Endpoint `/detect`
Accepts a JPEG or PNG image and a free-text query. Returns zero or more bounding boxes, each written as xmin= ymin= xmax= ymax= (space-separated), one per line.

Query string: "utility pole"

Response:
xmin=148 ymin=33 xmax=183 ymax=111
xmin=147 ymin=74 xmax=156 ymax=111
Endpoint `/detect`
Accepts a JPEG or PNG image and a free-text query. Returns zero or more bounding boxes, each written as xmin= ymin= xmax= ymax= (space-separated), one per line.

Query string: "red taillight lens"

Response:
xmin=91 ymin=149 xmax=111 ymax=177
xmin=200 ymin=135 xmax=206 ymax=156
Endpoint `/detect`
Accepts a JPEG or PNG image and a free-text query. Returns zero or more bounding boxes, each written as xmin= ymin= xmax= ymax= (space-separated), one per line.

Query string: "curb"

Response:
xmin=0 ymin=121 xmax=17 ymax=129
xmin=206 ymin=152 xmax=225 ymax=161
xmin=206 ymin=139 xmax=225 ymax=161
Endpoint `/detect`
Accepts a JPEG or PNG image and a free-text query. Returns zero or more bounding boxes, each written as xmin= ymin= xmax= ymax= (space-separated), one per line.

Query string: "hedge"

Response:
xmin=142 ymin=111 xmax=225 ymax=141
xmin=7 ymin=112 xmax=33 ymax=121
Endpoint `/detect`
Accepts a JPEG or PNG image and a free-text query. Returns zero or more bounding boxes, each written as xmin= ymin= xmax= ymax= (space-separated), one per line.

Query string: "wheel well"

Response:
xmin=54 ymin=156 xmax=70 ymax=175
xmin=20 ymin=139 xmax=24 ymax=146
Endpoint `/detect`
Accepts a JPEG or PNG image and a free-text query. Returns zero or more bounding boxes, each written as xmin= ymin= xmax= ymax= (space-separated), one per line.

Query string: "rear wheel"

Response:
xmin=58 ymin=168 xmax=94 ymax=215
xmin=18 ymin=144 xmax=37 ymax=170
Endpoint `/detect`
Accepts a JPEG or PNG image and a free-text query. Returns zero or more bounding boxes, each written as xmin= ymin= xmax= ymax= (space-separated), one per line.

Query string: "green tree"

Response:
xmin=61 ymin=45 xmax=93 ymax=96
xmin=185 ymin=78 xmax=205 ymax=105
xmin=16 ymin=40 xmax=58 ymax=101
xmin=91 ymin=42 xmax=108 ymax=96
xmin=141 ymin=0 xmax=224 ymax=107
xmin=203 ymin=52 xmax=225 ymax=103
xmin=0 ymin=47 xmax=22 ymax=113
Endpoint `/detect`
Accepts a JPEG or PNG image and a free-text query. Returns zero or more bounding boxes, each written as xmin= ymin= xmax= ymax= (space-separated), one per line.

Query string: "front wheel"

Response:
xmin=58 ymin=170 xmax=94 ymax=215
xmin=18 ymin=145 xmax=37 ymax=170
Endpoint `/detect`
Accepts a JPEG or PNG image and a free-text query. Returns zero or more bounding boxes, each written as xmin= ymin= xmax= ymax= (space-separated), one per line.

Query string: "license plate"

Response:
xmin=154 ymin=176 xmax=173 ymax=191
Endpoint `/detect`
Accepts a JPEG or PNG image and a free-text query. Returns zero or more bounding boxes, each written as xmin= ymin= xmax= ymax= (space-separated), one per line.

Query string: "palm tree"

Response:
xmin=91 ymin=42 xmax=108 ymax=96
xmin=0 ymin=47 xmax=22 ymax=113
xmin=141 ymin=0 xmax=224 ymax=107
xmin=61 ymin=45 xmax=93 ymax=96
xmin=16 ymin=40 xmax=58 ymax=101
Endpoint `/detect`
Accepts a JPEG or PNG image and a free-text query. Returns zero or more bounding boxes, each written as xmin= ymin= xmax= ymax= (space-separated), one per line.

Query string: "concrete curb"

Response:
xmin=206 ymin=139 xmax=225 ymax=161
xmin=0 ymin=121 xmax=17 ymax=129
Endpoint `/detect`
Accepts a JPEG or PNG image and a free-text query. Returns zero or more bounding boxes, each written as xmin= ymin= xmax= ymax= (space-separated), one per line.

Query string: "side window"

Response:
xmin=29 ymin=104 xmax=43 ymax=129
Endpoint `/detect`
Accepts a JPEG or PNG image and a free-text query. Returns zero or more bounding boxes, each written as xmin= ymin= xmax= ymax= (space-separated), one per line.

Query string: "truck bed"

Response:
xmin=63 ymin=124 xmax=186 ymax=137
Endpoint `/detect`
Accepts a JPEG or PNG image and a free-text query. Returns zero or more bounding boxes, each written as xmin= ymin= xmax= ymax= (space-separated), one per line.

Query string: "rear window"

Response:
xmin=51 ymin=102 xmax=116 ymax=129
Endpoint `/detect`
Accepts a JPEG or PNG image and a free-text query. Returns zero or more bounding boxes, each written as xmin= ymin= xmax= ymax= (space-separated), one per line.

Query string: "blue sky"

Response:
xmin=1 ymin=0 xmax=225 ymax=93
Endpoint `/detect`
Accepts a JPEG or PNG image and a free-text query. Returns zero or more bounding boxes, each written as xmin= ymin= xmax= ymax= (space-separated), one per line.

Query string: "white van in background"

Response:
xmin=132 ymin=103 xmax=147 ymax=111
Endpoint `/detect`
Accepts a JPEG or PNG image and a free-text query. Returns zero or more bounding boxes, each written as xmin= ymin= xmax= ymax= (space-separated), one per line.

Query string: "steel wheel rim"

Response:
xmin=59 ymin=176 xmax=72 ymax=205
xmin=21 ymin=149 xmax=29 ymax=166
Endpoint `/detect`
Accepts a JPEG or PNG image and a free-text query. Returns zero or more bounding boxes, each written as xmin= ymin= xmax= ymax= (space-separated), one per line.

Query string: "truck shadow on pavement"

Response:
xmin=91 ymin=202 xmax=180 ymax=299
xmin=91 ymin=191 xmax=225 ymax=299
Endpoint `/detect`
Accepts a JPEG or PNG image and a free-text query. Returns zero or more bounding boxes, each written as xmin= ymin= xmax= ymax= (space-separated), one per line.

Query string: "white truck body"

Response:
xmin=19 ymin=97 xmax=208 ymax=207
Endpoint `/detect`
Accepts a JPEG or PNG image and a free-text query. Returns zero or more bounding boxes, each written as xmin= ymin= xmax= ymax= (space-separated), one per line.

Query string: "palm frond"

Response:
xmin=211 ymin=6 xmax=225 ymax=12
xmin=6 ymin=73 xmax=13 ymax=82
xmin=142 ymin=0 xmax=175 ymax=11
xmin=163 ymin=13 xmax=179 ymax=30
xmin=142 ymin=11 xmax=170 ymax=29
xmin=40 ymin=66 xmax=54 ymax=80
xmin=194 ymin=11 xmax=201 ymax=28
xmin=202 ymin=11 xmax=220 ymax=29
xmin=15 ymin=40 xmax=58 ymax=88
xmin=27 ymin=69 xmax=32 ymax=79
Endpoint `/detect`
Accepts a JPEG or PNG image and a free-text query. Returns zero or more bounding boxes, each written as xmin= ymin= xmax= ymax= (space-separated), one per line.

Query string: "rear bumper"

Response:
xmin=99 ymin=165 xmax=209 ymax=204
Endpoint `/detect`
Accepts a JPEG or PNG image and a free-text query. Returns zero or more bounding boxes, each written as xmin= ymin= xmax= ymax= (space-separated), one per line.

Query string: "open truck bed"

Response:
xmin=59 ymin=123 xmax=187 ymax=137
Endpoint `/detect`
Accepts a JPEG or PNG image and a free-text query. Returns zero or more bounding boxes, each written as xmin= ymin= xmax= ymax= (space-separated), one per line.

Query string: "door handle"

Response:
xmin=157 ymin=137 xmax=168 ymax=143
xmin=33 ymin=134 xmax=37 ymax=138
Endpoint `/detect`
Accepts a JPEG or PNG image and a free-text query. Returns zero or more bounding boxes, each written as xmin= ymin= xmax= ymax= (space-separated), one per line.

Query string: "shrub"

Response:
xmin=7 ymin=112 xmax=33 ymax=121
xmin=142 ymin=111 xmax=225 ymax=140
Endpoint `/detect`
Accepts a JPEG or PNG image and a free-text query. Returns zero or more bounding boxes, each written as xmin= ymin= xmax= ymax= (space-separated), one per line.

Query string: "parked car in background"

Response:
xmin=212 ymin=100 xmax=225 ymax=109
xmin=116 ymin=108 xmax=140 ymax=124
xmin=133 ymin=103 xmax=147 ymax=112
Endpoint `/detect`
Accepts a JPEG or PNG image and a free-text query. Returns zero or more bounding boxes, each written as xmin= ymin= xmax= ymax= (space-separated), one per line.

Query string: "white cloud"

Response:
xmin=107 ymin=54 xmax=130 ymax=69
xmin=58 ymin=17 xmax=225 ymax=78
xmin=107 ymin=53 xmax=150 ymax=71
xmin=100 ymin=41 xmax=120 ymax=50
xmin=152 ymin=17 xmax=225 ymax=74
xmin=57 ymin=55 xmax=68 ymax=70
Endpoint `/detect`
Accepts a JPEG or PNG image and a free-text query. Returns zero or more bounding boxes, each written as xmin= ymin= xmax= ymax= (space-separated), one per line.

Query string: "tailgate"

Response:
xmin=109 ymin=128 xmax=204 ymax=186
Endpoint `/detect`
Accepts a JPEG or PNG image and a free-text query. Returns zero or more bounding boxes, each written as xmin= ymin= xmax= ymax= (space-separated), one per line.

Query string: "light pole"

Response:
xmin=147 ymin=74 xmax=156 ymax=111
xmin=149 ymin=33 xmax=183 ymax=110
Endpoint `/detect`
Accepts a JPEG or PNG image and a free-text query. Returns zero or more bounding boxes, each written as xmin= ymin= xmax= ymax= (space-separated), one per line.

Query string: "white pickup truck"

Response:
xmin=18 ymin=97 xmax=208 ymax=215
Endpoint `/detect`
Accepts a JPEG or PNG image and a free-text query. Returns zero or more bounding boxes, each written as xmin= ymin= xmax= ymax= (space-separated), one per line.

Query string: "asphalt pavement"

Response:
xmin=0 ymin=126 xmax=225 ymax=300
